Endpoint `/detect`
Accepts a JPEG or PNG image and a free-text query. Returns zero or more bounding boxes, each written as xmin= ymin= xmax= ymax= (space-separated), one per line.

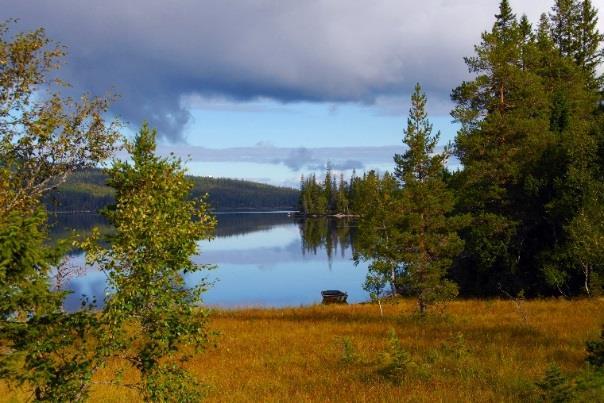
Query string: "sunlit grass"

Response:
xmin=2 ymin=298 xmax=602 ymax=402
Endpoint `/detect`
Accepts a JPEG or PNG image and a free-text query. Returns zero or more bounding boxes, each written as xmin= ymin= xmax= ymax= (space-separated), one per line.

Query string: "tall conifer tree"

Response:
xmin=550 ymin=0 xmax=581 ymax=57
xmin=576 ymin=0 xmax=604 ymax=87
xmin=394 ymin=84 xmax=463 ymax=314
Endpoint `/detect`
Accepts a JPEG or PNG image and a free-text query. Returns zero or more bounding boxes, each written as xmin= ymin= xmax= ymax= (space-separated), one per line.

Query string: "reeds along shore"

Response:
xmin=2 ymin=298 xmax=603 ymax=402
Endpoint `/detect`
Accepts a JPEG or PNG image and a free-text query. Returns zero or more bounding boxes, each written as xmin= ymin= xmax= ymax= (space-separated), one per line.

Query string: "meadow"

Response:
xmin=3 ymin=298 xmax=602 ymax=402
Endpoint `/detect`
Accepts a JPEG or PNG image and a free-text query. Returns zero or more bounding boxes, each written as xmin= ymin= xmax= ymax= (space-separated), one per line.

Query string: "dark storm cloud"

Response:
xmin=2 ymin=0 xmax=555 ymax=140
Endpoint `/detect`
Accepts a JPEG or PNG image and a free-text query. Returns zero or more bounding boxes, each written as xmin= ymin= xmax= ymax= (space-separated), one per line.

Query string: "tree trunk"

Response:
xmin=390 ymin=266 xmax=397 ymax=297
xmin=418 ymin=297 xmax=427 ymax=315
xmin=582 ymin=262 xmax=592 ymax=297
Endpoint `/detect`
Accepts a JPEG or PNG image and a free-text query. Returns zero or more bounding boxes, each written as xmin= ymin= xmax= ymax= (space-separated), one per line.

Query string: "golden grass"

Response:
xmin=2 ymin=298 xmax=603 ymax=402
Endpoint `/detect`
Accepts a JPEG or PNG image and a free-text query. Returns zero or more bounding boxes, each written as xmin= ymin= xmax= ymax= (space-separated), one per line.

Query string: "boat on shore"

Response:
xmin=321 ymin=290 xmax=348 ymax=304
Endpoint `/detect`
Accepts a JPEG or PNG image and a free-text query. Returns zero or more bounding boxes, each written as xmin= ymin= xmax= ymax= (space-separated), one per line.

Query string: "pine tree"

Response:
xmin=394 ymin=84 xmax=463 ymax=314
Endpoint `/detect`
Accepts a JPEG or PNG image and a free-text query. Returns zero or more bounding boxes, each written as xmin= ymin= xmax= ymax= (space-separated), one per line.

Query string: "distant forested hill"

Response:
xmin=44 ymin=169 xmax=299 ymax=212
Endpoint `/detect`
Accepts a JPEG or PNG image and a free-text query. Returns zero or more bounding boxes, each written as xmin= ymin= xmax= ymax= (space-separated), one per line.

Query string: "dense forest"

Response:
xmin=301 ymin=0 xmax=604 ymax=302
xmin=44 ymin=168 xmax=299 ymax=212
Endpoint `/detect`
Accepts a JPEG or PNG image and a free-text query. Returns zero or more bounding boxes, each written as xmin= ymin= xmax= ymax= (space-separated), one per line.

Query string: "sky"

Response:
xmin=2 ymin=0 xmax=603 ymax=187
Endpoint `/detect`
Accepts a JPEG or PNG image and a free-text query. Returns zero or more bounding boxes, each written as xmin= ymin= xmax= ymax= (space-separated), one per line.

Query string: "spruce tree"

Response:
xmin=495 ymin=0 xmax=516 ymax=34
xmin=335 ymin=173 xmax=349 ymax=214
xmin=324 ymin=164 xmax=334 ymax=213
xmin=394 ymin=84 xmax=463 ymax=314
xmin=550 ymin=0 xmax=581 ymax=58
xmin=576 ymin=0 xmax=604 ymax=88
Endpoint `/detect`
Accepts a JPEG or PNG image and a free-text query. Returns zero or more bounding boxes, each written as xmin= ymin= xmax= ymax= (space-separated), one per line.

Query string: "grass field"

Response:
xmin=2 ymin=298 xmax=603 ymax=402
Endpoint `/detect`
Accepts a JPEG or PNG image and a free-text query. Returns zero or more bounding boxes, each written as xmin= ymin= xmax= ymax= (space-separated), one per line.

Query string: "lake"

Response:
xmin=53 ymin=212 xmax=370 ymax=311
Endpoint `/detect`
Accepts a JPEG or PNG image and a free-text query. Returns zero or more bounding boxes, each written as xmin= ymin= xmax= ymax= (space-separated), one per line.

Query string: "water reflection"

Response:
xmin=298 ymin=218 xmax=356 ymax=262
xmin=52 ymin=212 xmax=369 ymax=310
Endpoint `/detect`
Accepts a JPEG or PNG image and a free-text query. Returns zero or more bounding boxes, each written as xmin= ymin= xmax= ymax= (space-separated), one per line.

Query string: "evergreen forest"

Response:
xmin=300 ymin=0 xmax=604 ymax=301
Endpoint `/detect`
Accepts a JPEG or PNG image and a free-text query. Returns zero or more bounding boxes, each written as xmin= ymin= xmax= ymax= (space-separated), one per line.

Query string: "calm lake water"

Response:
xmin=53 ymin=212 xmax=370 ymax=311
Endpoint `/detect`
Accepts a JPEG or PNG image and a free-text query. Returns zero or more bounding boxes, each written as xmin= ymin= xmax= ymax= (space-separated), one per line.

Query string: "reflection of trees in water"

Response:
xmin=48 ymin=213 xmax=111 ymax=242
xmin=214 ymin=213 xmax=294 ymax=238
xmin=298 ymin=218 xmax=356 ymax=262
xmin=50 ymin=213 xmax=357 ymax=262
xmin=49 ymin=212 xmax=297 ymax=242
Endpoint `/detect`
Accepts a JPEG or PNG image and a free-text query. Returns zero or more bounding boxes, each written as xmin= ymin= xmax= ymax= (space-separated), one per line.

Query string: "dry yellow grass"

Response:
xmin=2 ymin=298 xmax=603 ymax=402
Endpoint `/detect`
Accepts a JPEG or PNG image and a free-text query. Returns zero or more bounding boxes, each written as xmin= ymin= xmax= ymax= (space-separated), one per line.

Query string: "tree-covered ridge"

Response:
xmin=45 ymin=168 xmax=299 ymax=212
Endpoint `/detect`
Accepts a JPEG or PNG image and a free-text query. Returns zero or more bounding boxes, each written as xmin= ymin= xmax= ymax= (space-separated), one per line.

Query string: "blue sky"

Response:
xmin=3 ymin=0 xmax=601 ymax=187
xmin=183 ymin=98 xmax=459 ymax=149
xmin=177 ymin=98 xmax=459 ymax=186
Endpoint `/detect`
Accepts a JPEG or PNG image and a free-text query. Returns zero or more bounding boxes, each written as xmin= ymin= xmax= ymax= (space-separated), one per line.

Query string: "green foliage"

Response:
xmin=0 ymin=21 xmax=120 ymax=215
xmin=3 ymin=309 xmax=100 ymax=402
xmin=340 ymin=336 xmax=358 ymax=365
xmin=0 ymin=21 xmax=119 ymax=402
xmin=0 ymin=209 xmax=63 ymax=320
xmin=354 ymin=86 xmax=464 ymax=314
xmin=299 ymin=166 xmax=358 ymax=216
xmin=83 ymin=123 xmax=216 ymax=400
xmin=450 ymin=0 xmax=604 ymax=298
xmin=534 ymin=329 xmax=604 ymax=402
xmin=143 ymin=365 xmax=204 ymax=403
xmin=363 ymin=266 xmax=388 ymax=317
xmin=441 ymin=332 xmax=470 ymax=360
xmin=573 ymin=367 xmax=604 ymax=401
xmin=380 ymin=329 xmax=413 ymax=382
xmin=566 ymin=187 xmax=604 ymax=296
xmin=536 ymin=364 xmax=574 ymax=403
xmin=335 ymin=173 xmax=350 ymax=214
xmin=299 ymin=173 xmax=330 ymax=215
xmin=0 ymin=208 xmax=97 ymax=402
xmin=363 ymin=266 xmax=388 ymax=302
xmin=586 ymin=327 xmax=604 ymax=368
xmin=394 ymin=84 xmax=464 ymax=314
xmin=354 ymin=171 xmax=403 ymax=297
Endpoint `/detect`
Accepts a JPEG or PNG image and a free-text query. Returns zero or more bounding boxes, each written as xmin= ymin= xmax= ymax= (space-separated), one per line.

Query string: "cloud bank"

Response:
xmin=155 ymin=144 xmax=405 ymax=172
xmin=2 ymin=0 xmax=560 ymax=140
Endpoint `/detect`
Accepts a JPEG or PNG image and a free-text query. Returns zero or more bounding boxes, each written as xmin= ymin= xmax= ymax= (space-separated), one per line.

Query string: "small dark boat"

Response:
xmin=321 ymin=290 xmax=348 ymax=304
